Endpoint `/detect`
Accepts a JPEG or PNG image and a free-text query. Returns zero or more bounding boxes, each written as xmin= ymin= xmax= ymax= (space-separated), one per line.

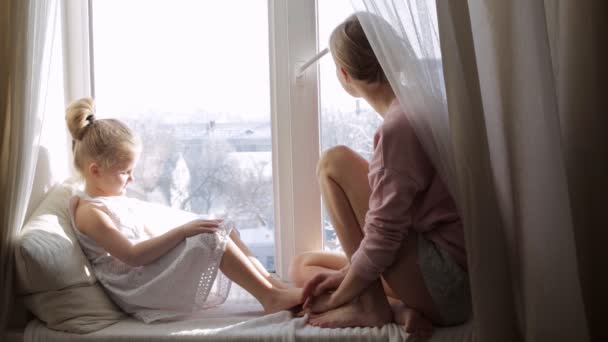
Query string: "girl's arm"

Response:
xmin=143 ymin=225 xmax=156 ymax=238
xmin=75 ymin=203 xmax=220 ymax=266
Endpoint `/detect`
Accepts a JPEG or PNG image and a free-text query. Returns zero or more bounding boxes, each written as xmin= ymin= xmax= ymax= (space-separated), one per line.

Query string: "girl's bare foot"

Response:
xmin=266 ymin=273 xmax=289 ymax=290
xmin=308 ymin=297 xmax=392 ymax=328
xmin=391 ymin=302 xmax=433 ymax=337
xmin=260 ymin=287 xmax=304 ymax=314
xmin=246 ymin=256 xmax=288 ymax=290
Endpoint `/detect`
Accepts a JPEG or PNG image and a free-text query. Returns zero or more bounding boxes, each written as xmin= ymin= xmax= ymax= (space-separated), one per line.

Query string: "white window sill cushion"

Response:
xmin=24 ymin=287 xmax=474 ymax=342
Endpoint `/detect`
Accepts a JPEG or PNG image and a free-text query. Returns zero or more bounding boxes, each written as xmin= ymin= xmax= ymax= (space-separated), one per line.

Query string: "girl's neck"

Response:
xmin=84 ymin=183 xmax=110 ymax=198
xmin=360 ymin=83 xmax=396 ymax=116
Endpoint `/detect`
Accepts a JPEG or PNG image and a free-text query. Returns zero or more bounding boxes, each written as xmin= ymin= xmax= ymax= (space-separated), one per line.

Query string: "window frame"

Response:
xmin=62 ymin=0 xmax=324 ymax=279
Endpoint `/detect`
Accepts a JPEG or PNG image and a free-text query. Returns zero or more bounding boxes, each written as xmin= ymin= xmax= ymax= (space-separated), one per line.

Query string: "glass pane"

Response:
xmin=92 ymin=0 xmax=275 ymax=271
xmin=318 ymin=1 xmax=382 ymax=251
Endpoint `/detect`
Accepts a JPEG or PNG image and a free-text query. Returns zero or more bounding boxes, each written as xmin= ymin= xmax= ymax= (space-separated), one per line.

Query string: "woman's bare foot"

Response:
xmin=308 ymin=297 xmax=392 ymax=328
xmin=305 ymin=292 xmax=334 ymax=313
xmin=260 ymin=287 xmax=304 ymax=314
xmin=391 ymin=302 xmax=433 ymax=337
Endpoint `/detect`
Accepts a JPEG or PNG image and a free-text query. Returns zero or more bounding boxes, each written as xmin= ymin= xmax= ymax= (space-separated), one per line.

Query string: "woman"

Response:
xmin=289 ymin=14 xmax=470 ymax=335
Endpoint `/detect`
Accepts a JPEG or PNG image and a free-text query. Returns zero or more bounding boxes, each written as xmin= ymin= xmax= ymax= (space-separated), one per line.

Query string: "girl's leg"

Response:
xmin=228 ymin=230 xmax=287 ymax=289
xmin=219 ymin=239 xmax=302 ymax=313
xmin=307 ymin=145 xmax=438 ymax=332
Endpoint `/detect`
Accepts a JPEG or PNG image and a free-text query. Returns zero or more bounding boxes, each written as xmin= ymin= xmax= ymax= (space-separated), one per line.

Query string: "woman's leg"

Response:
xmin=306 ymin=146 xmax=391 ymax=327
xmin=228 ymin=230 xmax=287 ymax=289
xmin=289 ymin=250 xmax=403 ymax=298
xmin=382 ymin=231 xmax=443 ymax=324
xmin=288 ymin=251 xmax=347 ymax=288
xmin=307 ymin=145 xmax=438 ymax=332
xmin=219 ymin=239 xmax=302 ymax=313
xmin=288 ymin=251 xmax=433 ymax=333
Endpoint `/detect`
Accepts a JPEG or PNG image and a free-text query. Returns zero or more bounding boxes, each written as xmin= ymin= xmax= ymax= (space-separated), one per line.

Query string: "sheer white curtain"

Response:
xmin=353 ymin=0 xmax=604 ymax=341
xmin=0 ymin=0 xmax=60 ymax=332
xmin=351 ymin=0 xmax=456 ymax=199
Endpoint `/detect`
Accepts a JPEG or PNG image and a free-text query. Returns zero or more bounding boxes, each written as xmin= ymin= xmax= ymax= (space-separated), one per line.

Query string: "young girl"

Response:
xmin=289 ymin=14 xmax=470 ymax=335
xmin=66 ymin=98 xmax=302 ymax=323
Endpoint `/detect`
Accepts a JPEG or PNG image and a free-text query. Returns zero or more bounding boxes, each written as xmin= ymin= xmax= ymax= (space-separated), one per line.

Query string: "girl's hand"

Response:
xmin=179 ymin=219 xmax=222 ymax=238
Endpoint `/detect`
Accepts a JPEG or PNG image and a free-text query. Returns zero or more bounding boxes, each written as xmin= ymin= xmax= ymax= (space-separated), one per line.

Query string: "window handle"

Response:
xmin=295 ymin=48 xmax=329 ymax=79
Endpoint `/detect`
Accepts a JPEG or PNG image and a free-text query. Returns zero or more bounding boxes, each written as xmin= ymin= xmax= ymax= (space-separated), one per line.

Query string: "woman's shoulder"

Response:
xmin=373 ymin=101 xmax=434 ymax=177
xmin=377 ymin=102 xmax=416 ymax=142
xmin=377 ymin=102 xmax=418 ymax=145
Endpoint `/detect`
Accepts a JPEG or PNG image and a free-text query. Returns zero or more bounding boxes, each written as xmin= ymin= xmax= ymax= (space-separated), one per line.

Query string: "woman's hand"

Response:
xmin=179 ymin=218 xmax=223 ymax=238
xmin=302 ymin=267 xmax=346 ymax=301
xmin=302 ymin=267 xmax=347 ymax=311
xmin=303 ymin=266 xmax=371 ymax=314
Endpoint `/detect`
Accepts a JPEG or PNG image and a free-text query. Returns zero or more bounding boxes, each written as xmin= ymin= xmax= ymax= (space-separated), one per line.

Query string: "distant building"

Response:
xmin=237 ymin=226 xmax=275 ymax=272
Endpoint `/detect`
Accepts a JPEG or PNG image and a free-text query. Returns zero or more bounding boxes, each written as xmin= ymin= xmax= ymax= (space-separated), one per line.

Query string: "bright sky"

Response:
xmin=92 ymin=0 xmax=365 ymax=122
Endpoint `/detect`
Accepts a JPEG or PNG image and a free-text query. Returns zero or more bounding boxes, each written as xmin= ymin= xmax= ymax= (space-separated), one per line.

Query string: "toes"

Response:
xmin=309 ymin=316 xmax=323 ymax=327
xmin=308 ymin=314 xmax=332 ymax=328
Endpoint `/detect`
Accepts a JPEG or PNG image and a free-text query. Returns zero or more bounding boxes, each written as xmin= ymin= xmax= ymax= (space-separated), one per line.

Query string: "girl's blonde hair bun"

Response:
xmin=66 ymin=97 xmax=97 ymax=141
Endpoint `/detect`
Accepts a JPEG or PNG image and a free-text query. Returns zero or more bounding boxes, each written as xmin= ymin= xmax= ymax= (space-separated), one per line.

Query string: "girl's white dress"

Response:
xmin=68 ymin=192 xmax=232 ymax=323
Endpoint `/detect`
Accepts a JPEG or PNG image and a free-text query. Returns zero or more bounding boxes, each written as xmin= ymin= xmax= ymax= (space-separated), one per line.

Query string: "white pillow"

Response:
xmin=14 ymin=181 xmax=125 ymax=333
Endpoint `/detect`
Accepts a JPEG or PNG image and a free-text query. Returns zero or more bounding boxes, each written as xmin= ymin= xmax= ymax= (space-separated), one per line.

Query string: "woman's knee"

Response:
xmin=288 ymin=252 xmax=315 ymax=284
xmin=317 ymin=145 xmax=357 ymax=178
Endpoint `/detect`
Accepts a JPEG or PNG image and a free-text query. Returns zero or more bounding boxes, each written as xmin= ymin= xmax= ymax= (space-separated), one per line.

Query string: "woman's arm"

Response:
xmin=302 ymin=264 xmax=369 ymax=312
xmin=75 ymin=203 xmax=220 ymax=266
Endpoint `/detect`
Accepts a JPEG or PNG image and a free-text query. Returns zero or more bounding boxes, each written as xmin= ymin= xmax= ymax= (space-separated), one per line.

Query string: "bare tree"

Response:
xmin=225 ymin=158 xmax=274 ymax=228
xmin=126 ymin=117 xmax=177 ymax=202
xmin=320 ymin=108 xmax=381 ymax=160
xmin=181 ymin=138 xmax=238 ymax=214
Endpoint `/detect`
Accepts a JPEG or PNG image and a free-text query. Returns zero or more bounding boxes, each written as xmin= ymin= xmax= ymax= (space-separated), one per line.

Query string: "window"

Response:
xmin=90 ymin=0 xmax=276 ymax=271
xmin=61 ymin=0 xmax=365 ymax=278
xmin=318 ymin=1 xmax=382 ymax=251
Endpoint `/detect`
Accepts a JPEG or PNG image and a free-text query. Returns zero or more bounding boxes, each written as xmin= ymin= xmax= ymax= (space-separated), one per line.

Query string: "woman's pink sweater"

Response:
xmin=350 ymin=100 xmax=467 ymax=282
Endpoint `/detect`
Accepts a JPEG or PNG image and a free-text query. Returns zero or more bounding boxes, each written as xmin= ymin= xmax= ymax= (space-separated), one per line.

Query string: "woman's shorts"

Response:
xmin=417 ymin=233 xmax=472 ymax=326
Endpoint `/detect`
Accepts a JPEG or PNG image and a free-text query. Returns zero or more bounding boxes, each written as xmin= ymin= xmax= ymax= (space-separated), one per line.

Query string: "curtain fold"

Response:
xmin=355 ymin=0 xmax=602 ymax=340
xmin=0 ymin=0 xmax=59 ymax=332
xmin=433 ymin=2 xmax=520 ymax=340
xmin=462 ymin=1 xmax=588 ymax=340
xmin=543 ymin=1 xmax=608 ymax=340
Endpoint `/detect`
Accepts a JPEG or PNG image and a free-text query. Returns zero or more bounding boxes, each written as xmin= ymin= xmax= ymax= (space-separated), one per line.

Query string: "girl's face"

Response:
xmin=334 ymin=58 xmax=361 ymax=98
xmin=94 ymin=156 xmax=138 ymax=196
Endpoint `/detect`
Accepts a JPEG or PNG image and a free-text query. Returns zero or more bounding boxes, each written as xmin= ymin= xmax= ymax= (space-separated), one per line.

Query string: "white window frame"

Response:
xmin=61 ymin=0 xmax=324 ymax=280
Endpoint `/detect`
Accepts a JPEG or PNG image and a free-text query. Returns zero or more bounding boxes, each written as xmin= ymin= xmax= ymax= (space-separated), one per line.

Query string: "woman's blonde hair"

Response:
xmin=65 ymin=98 xmax=141 ymax=173
xmin=329 ymin=13 xmax=387 ymax=84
